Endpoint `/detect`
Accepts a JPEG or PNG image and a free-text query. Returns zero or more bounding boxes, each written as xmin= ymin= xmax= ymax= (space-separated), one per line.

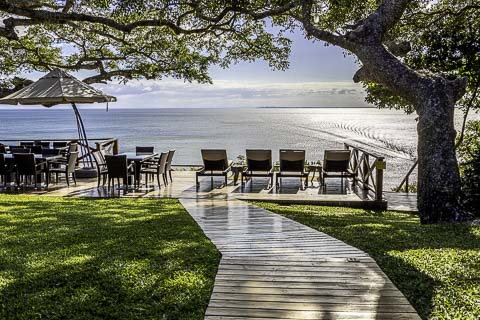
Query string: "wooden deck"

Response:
xmin=181 ymin=198 xmax=420 ymax=319
xmin=0 ymin=171 xmax=417 ymax=212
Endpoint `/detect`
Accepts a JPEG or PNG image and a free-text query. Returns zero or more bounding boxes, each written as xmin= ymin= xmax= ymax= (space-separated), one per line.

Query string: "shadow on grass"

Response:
xmin=253 ymin=202 xmax=480 ymax=319
xmin=0 ymin=195 xmax=221 ymax=320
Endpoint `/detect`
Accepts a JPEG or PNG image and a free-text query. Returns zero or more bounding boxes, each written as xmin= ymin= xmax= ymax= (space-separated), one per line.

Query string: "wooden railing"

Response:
xmin=95 ymin=138 xmax=119 ymax=155
xmin=1 ymin=137 xmax=118 ymax=165
xmin=397 ymin=159 xmax=418 ymax=193
xmin=344 ymin=143 xmax=386 ymax=201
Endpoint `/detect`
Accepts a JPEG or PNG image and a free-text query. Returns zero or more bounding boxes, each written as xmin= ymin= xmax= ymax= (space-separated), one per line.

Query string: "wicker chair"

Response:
xmin=105 ymin=155 xmax=135 ymax=191
xmin=165 ymin=150 xmax=176 ymax=184
xmin=92 ymin=150 xmax=108 ymax=188
xmin=136 ymin=146 xmax=155 ymax=155
xmin=13 ymin=153 xmax=47 ymax=188
xmin=49 ymin=151 xmax=78 ymax=186
xmin=140 ymin=152 xmax=168 ymax=189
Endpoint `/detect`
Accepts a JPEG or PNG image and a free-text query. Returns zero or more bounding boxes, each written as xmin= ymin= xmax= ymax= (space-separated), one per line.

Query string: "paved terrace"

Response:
xmin=0 ymin=172 xmax=420 ymax=319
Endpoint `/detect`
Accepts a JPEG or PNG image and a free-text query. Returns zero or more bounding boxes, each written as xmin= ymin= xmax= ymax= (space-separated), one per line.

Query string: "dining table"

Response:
xmin=117 ymin=152 xmax=158 ymax=188
xmin=2 ymin=153 xmax=63 ymax=185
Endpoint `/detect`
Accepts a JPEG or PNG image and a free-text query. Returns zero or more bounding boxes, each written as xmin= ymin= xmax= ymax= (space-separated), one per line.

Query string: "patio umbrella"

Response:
xmin=0 ymin=68 xmax=116 ymax=168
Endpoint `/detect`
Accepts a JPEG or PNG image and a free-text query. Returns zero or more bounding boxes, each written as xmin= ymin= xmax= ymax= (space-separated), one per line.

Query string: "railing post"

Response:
xmin=375 ymin=157 xmax=385 ymax=201
xmin=363 ymin=154 xmax=369 ymax=190
xmin=113 ymin=139 xmax=119 ymax=155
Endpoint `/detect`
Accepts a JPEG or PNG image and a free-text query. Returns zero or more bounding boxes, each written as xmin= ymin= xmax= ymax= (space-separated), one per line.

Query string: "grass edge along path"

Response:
xmin=0 ymin=195 xmax=220 ymax=320
xmin=252 ymin=202 xmax=480 ymax=320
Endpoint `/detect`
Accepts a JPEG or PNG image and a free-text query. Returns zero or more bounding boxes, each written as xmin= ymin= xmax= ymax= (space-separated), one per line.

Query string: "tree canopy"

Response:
xmin=0 ymin=0 xmax=292 ymax=86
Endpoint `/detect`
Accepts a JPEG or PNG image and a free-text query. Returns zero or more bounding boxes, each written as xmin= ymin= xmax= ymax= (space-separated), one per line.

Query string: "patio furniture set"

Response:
xmin=196 ymin=148 xmax=355 ymax=189
xmin=0 ymin=141 xmax=78 ymax=188
xmin=92 ymin=147 xmax=175 ymax=191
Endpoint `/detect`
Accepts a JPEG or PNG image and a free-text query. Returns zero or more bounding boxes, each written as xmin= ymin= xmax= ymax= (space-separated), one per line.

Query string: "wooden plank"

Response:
xmin=205 ymin=307 xmax=420 ymax=319
xmin=179 ymin=198 xmax=420 ymax=320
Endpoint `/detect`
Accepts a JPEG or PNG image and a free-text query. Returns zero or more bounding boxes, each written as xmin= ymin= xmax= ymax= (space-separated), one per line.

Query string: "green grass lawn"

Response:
xmin=253 ymin=202 xmax=480 ymax=320
xmin=0 ymin=195 xmax=220 ymax=320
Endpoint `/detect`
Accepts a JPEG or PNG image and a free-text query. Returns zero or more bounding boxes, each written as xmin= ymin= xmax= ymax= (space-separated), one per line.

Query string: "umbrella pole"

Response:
xmin=71 ymin=103 xmax=94 ymax=167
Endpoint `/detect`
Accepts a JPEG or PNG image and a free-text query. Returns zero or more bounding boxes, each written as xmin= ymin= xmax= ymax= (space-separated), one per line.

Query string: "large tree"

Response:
xmin=0 ymin=0 xmax=477 ymax=223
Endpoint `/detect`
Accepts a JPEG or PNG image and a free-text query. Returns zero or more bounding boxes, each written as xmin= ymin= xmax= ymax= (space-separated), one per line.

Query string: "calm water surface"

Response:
xmin=1 ymin=107 xmax=477 ymax=189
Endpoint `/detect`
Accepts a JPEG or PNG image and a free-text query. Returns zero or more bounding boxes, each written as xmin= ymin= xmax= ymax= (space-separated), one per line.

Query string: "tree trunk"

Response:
xmin=416 ymin=83 xmax=470 ymax=223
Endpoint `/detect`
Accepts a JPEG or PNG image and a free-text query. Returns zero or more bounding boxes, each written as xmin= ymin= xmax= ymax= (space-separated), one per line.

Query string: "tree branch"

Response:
xmin=300 ymin=0 xmax=352 ymax=49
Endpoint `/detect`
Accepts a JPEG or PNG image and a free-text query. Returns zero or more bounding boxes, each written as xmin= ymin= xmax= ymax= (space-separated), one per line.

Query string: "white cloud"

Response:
xmin=94 ymin=79 xmax=370 ymax=109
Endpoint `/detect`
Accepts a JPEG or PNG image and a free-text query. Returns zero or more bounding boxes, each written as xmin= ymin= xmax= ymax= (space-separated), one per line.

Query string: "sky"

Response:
xmin=7 ymin=29 xmax=371 ymax=109
xmin=99 ymin=31 xmax=369 ymax=109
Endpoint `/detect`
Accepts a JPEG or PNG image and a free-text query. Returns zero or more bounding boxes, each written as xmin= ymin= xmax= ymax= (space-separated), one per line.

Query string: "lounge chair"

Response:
xmin=276 ymin=149 xmax=309 ymax=189
xmin=196 ymin=149 xmax=232 ymax=188
xmin=242 ymin=149 xmax=274 ymax=188
xmin=321 ymin=150 xmax=355 ymax=186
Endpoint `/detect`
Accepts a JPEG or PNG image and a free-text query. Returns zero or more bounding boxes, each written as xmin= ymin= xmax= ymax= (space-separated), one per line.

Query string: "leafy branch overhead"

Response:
xmin=0 ymin=0 xmax=293 ymax=84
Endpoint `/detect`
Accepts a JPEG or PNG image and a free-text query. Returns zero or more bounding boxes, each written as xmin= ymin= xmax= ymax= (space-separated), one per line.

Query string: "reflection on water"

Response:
xmin=0 ymin=107 xmax=478 ymax=189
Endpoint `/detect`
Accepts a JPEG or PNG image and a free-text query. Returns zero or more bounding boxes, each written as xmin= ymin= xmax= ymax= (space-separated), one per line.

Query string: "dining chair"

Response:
xmin=11 ymin=147 xmax=31 ymax=154
xmin=30 ymin=145 xmax=43 ymax=154
xmin=0 ymin=153 xmax=10 ymax=186
xmin=136 ymin=146 xmax=155 ymax=155
xmin=140 ymin=152 xmax=168 ymax=189
xmin=49 ymin=151 xmax=78 ymax=186
xmin=165 ymin=149 xmax=176 ymax=184
xmin=35 ymin=141 xmax=51 ymax=148
xmin=19 ymin=141 xmax=34 ymax=147
xmin=13 ymin=153 xmax=47 ymax=188
xmin=53 ymin=141 xmax=68 ymax=149
xmin=105 ymin=154 xmax=135 ymax=191
xmin=92 ymin=150 xmax=108 ymax=188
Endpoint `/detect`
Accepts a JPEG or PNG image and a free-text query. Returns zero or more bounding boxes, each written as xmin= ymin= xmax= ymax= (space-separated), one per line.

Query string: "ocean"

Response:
xmin=1 ymin=107 xmax=477 ymax=189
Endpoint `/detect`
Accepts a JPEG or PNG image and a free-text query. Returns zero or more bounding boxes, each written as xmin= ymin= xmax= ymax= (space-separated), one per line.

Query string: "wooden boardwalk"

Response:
xmin=181 ymin=198 xmax=420 ymax=320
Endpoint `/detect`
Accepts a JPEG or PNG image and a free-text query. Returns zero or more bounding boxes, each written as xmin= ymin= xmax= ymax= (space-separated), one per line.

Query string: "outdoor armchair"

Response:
xmin=140 ymin=152 xmax=168 ymax=189
xmin=105 ymin=154 xmax=136 ymax=191
xmin=165 ymin=150 xmax=176 ymax=184
xmin=10 ymin=147 xmax=31 ymax=154
xmin=242 ymin=149 xmax=274 ymax=188
xmin=49 ymin=151 xmax=78 ymax=187
xmin=0 ymin=153 xmax=11 ymax=186
xmin=276 ymin=149 xmax=309 ymax=189
xmin=92 ymin=150 xmax=108 ymax=188
xmin=321 ymin=149 xmax=355 ymax=186
xmin=196 ymin=149 xmax=232 ymax=189
xmin=13 ymin=153 xmax=47 ymax=188
xmin=136 ymin=146 xmax=155 ymax=155
xmin=52 ymin=141 xmax=68 ymax=149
